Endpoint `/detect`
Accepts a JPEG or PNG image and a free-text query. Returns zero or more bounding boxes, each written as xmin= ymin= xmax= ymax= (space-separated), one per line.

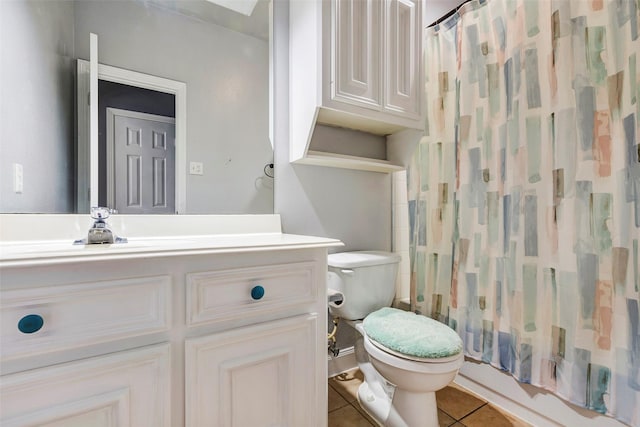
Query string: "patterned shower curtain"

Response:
xmin=407 ymin=0 xmax=640 ymax=424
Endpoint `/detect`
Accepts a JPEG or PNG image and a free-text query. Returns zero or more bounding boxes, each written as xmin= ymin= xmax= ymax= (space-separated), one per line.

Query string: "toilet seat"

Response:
xmin=362 ymin=307 xmax=463 ymax=359
xmin=363 ymin=333 xmax=464 ymax=374
xmin=367 ymin=336 xmax=462 ymax=363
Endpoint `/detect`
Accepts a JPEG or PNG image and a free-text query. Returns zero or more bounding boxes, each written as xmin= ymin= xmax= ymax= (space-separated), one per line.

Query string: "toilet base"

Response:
xmin=391 ymin=388 xmax=438 ymax=427
xmin=357 ymin=381 xmax=439 ymax=427
xmin=356 ymin=382 xmax=387 ymax=427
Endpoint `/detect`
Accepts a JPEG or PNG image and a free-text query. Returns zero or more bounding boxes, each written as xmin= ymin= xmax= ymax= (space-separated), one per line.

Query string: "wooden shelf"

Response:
xmin=293 ymin=151 xmax=405 ymax=173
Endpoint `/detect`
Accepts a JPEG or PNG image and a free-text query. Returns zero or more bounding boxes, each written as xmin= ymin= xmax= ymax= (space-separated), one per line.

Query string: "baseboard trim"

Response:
xmin=327 ymin=346 xmax=357 ymax=378
xmin=454 ymin=362 xmax=626 ymax=427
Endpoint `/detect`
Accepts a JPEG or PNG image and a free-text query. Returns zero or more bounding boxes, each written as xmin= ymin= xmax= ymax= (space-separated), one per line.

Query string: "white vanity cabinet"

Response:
xmin=0 ymin=232 xmax=340 ymax=427
xmin=289 ymin=0 xmax=423 ymax=172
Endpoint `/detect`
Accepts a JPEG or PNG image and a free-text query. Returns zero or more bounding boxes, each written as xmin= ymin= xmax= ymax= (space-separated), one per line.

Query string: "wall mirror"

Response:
xmin=0 ymin=0 xmax=273 ymax=215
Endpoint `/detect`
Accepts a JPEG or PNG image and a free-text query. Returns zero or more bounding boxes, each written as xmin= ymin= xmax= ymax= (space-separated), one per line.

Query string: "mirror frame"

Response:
xmin=77 ymin=60 xmax=187 ymax=213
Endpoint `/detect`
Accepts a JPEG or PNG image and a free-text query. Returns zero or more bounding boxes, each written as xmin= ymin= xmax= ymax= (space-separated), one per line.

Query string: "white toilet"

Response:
xmin=327 ymin=251 xmax=463 ymax=427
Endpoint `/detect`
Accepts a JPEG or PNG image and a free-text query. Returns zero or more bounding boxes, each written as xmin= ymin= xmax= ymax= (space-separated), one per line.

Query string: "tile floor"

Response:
xmin=328 ymin=369 xmax=532 ymax=427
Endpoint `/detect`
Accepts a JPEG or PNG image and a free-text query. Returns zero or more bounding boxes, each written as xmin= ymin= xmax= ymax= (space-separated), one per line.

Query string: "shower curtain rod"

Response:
xmin=427 ymin=0 xmax=487 ymax=28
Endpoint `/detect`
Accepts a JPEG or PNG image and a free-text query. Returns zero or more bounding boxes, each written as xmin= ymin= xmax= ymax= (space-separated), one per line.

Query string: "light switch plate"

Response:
xmin=189 ymin=161 xmax=204 ymax=175
xmin=13 ymin=163 xmax=23 ymax=193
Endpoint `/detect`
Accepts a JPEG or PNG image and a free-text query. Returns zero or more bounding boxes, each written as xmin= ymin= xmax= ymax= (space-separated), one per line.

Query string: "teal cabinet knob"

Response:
xmin=251 ymin=285 xmax=265 ymax=300
xmin=18 ymin=314 xmax=44 ymax=334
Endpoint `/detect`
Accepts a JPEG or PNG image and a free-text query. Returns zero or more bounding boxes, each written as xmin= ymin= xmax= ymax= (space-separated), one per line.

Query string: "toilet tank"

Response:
xmin=327 ymin=251 xmax=401 ymax=320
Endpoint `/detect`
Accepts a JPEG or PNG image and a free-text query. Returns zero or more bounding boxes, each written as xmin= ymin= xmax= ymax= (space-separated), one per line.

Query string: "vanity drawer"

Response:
xmin=0 ymin=276 xmax=171 ymax=360
xmin=186 ymin=261 xmax=317 ymax=326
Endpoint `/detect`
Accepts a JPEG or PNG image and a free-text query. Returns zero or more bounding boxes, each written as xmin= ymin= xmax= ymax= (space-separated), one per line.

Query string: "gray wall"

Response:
xmin=74 ymin=1 xmax=273 ymax=214
xmin=272 ymin=2 xmax=392 ymax=253
xmin=0 ymin=0 xmax=76 ymax=213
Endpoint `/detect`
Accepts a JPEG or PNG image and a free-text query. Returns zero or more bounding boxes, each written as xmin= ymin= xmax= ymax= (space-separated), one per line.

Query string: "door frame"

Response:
xmin=106 ymin=108 xmax=176 ymax=212
xmin=77 ymin=60 xmax=187 ymax=213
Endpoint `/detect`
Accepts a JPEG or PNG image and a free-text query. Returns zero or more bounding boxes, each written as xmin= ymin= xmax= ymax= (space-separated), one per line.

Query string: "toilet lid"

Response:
xmin=363 ymin=307 xmax=463 ymax=359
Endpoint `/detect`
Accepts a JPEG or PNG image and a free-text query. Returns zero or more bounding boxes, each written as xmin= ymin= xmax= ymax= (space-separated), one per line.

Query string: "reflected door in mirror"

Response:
xmin=107 ymin=109 xmax=176 ymax=214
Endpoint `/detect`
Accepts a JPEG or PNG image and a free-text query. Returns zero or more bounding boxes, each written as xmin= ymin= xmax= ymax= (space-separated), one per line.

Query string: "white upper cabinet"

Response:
xmin=289 ymin=0 xmax=424 ymax=172
xmin=332 ymin=0 xmax=382 ymax=109
xmin=384 ymin=0 xmax=421 ymax=118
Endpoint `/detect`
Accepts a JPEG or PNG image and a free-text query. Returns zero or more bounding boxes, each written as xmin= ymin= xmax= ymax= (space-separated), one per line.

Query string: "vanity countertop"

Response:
xmin=0 ymin=214 xmax=343 ymax=267
xmin=0 ymin=233 xmax=343 ymax=267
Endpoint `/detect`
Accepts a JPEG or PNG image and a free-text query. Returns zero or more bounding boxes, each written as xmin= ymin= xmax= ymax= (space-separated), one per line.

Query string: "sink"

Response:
xmin=0 ymin=236 xmax=210 ymax=261
xmin=1 ymin=238 xmax=198 ymax=259
xmin=0 ymin=242 xmax=130 ymax=258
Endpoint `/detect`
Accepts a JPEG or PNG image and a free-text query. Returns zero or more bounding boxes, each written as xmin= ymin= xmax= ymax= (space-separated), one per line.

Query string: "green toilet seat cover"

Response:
xmin=363 ymin=307 xmax=463 ymax=359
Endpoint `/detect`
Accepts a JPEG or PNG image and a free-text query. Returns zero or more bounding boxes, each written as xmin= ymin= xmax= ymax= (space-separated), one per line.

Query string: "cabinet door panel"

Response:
xmin=186 ymin=315 xmax=318 ymax=427
xmin=333 ymin=0 xmax=382 ymax=109
xmin=384 ymin=0 xmax=421 ymax=118
xmin=0 ymin=344 xmax=170 ymax=427
xmin=3 ymin=389 xmax=129 ymax=427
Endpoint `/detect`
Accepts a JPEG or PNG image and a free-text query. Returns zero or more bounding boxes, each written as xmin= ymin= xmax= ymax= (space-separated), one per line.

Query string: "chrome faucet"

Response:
xmin=74 ymin=207 xmax=127 ymax=245
xmin=87 ymin=207 xmax=115 ymax=244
